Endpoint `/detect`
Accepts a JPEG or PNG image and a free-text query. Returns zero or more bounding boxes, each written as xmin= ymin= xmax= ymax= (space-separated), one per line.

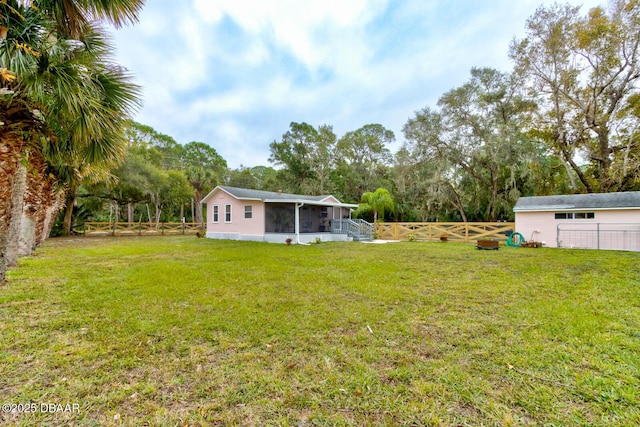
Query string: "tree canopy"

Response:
xmin=510 ymin=0 xmax=640 ymax=192
xmin=359 ymin=188 xmax=395 ymax=226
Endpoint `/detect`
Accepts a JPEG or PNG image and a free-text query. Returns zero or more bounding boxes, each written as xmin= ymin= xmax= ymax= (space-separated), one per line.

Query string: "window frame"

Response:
xmin=244 ymin=205 xmax=252 ymax=219
xmin=575 ymin=212 xmax=595 ymax=219
xmin=554 ymin=212 xmax=595 ymax=220
xmin=212 ymin=205 xmax=219 ymax=223
xmin=224 ymin=204 xmax=232 ymax=223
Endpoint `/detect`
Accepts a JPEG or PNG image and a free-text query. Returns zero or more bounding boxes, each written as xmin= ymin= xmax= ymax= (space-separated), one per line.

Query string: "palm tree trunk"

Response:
xmin=194 ymin=191 xmax=204 ymax=224
xmin=37 ymin=192 xmax=64 ymax=248
xmin=0 ymin=132 xmax=27 ymax=282
xmin=19 ymin=145 xmax=59 ymax=257
xmin=32 ymin=172 xmax=64 ymax=250
xmin=195 ymin=203 xmax=203 ymax=224
xmin=63 ymin=190 xmax=76 ymax=235
xmin=6 ymin=163 xmax=27 ymax=267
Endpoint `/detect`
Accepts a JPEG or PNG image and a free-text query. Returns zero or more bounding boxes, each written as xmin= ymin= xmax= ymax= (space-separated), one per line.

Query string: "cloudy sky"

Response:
xmin=110 ymin=0 xmax=602 ymax=169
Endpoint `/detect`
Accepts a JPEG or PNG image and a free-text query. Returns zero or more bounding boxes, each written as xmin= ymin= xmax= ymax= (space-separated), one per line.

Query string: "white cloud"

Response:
xmin=112 ymin=0 xmax=606 ymax=168
xmin=193 ymin=0 xmax=387 ymax=70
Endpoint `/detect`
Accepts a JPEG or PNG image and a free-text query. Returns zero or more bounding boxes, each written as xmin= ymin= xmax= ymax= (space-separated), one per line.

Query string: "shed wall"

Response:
xmin=515 ymin=209 xmax=640 ymax=249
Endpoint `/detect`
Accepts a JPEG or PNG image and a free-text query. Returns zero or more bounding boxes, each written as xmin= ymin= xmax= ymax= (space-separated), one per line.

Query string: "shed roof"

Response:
xmin=513 ymin=191 xmax=640 ymax=212
xmin=201 ymin=186 xmax=358 ymax=208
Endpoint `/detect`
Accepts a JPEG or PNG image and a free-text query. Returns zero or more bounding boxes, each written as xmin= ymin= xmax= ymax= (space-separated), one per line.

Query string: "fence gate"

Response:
xmin=557 ymin=223 xmax=640 ymax=252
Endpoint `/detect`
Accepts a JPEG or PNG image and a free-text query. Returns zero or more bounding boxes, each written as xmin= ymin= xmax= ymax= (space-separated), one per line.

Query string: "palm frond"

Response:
xmin=32 ymin=0 xmax=144 ymax=37
xmin=4 ymin=0 xmax=143 ymax=196
xmin=83 ymin=0 xmax=144 ymax=28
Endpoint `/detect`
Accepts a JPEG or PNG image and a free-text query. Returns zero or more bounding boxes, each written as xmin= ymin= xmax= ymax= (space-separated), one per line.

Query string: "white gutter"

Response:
xmin=294 ymin=202 xmax=310 ymax=245
xmin=514 ymin=206 xmax=640 ymax=212
xmin=264 ymin=198 xmax=358 ymax=208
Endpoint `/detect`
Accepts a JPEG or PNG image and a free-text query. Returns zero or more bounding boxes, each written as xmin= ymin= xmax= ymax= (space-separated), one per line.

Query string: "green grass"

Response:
xmin=1 ymin=237 xmax=639 ymax=426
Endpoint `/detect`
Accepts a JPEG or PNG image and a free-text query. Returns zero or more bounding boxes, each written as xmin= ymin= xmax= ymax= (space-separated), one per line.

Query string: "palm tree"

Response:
xmin=15 ymin=144 xmax=63 ymax=258
xmin=1 ymin=2 xmax=47 ymax=279
xmin=183 ymin=141 xmax=228 ymax=223
xmin=1 ymin=0 xmax=142 ymax=281
xmin=23 ymin=0 xmax=143 ymax=37
xmin=185 ymin=166 xmax=220 ymax=223
xmin=360 ymin=188 xmax=395 ymax=227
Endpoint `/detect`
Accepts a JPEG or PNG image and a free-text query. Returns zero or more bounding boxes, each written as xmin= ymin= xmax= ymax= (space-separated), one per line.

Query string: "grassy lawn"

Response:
xmin=1 ymin=237 xmax=639 ymax=426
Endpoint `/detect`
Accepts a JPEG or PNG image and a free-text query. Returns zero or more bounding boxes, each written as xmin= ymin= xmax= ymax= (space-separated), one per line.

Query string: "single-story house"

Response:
xmin=200 ymin=186 xmax=372 ymax=243
xmin=514 ymin=191 xmax=640 ymax=251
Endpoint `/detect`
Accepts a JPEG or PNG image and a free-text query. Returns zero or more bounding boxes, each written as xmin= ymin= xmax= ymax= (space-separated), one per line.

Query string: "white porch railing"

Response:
xmin=331 ymin=219 xmax=373 ymax=241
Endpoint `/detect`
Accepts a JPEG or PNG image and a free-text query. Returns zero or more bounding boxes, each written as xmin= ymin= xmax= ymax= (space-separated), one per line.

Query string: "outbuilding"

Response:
xmin=514 ymin=192 xmax=640 ymax=251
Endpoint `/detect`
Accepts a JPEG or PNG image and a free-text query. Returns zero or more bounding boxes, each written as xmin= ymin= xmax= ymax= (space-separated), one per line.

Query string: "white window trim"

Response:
xmin=245 ymin=205 xmax=252 ymax=219
xmin=212 ymin=205 xmax=219 ymax=223
xmin=225 ymin=204 xmax=232 ymax=223
xmin=554 ymin=212 xmax=596 ymax=220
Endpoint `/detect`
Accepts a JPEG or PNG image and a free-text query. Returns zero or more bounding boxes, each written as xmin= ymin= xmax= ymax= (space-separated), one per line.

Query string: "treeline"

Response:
xmin=67 ymin=1 xmax=640 ymax=229
xmin=62 ymin=122 xmax=227 ymax=233
xmin=268 ymin=1 xmax=640 ymax=220
xmin=65 ymin=120 xmax=396 ymax=229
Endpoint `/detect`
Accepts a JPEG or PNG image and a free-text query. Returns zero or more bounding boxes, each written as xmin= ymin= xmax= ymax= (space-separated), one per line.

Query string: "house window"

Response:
xmin=225 ymin=204 xmax=232 ymax=223
xmin=555 ymin=212 xmax=595 ymax=220
xmin=245 ymin=205 xmax=252 ymax=219
xmin=212 ymin=205 xmax=219 ymax=223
